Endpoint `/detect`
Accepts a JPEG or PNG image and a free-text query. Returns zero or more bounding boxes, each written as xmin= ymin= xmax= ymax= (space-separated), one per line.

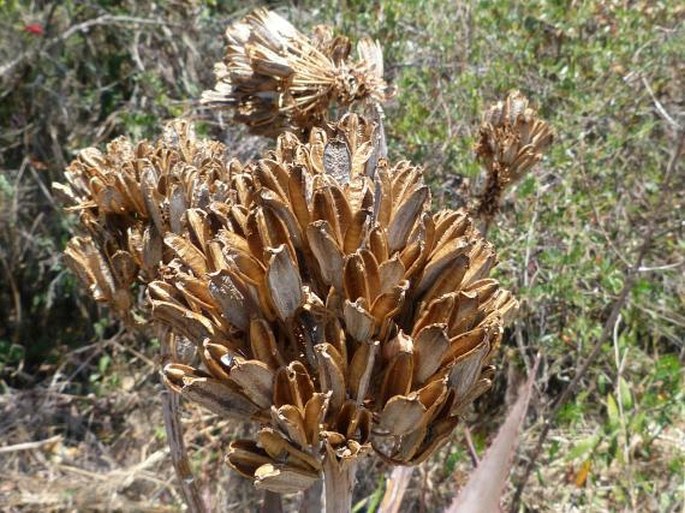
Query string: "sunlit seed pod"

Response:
xmin=56 ymin=120 xmax=239 ymax=324
xmin=202 ymin=8 xmax=394 ymax=138
xmin=474 ymin=90 xmax=554 ymax=225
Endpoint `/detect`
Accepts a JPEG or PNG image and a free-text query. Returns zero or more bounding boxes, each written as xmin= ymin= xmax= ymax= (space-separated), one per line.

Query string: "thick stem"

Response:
xmin=260 ymin=491 xmax=283 ymax=513
xmin=162 ymin=389 xmax=206 ymax=512
xmin=322 ymin=453 xmax=358 ymax=513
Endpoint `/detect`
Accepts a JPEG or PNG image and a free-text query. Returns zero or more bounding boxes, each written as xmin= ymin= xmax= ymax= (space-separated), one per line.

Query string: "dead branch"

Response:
xmin=1 ymin=14 xmax=175 ymax=80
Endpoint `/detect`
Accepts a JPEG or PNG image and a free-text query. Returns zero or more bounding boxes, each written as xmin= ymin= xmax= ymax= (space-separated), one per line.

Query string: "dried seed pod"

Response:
xmin=56 ymin=120 xmax=237 ymax=325
xmin=201 ymin=8 xmax=394 ymax=137
xmin=135 ymin=114 xmax=518 ymax=493
xmin=474 ymin=90 xmax=554 ymax=227
xmin=57 ymin=78 xmax=524 ymax=499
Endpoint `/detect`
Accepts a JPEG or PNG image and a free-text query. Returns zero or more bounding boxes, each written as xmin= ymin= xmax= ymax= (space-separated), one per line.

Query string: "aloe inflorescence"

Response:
xmin=147 ymin=114 xmax=516 ymax=495
xmin=474 ymin=90 xmax=554 ymax=230
xmin=53 ymin=121 xmax=235 ymax=327
xmin=56 ymin=8 xmax=552 ymax=512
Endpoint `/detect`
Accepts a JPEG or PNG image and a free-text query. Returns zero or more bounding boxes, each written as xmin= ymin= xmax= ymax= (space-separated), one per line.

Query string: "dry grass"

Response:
xmin=3 ymin=361 xmax=680 ymax=512
xmin=0 ymin=332 xmax=256 ymax=512
xmin=0 ymin=338 xmax=682 ymax=512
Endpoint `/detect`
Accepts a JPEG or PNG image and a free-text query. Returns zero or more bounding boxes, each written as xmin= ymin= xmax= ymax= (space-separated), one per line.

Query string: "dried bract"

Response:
xmin=54 ymin=120 xmax=238 ymax=324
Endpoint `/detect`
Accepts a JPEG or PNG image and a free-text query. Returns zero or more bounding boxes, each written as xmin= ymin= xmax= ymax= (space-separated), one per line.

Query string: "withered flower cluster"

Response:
xmin=144 ymin=114 xmax=517 ymax=493
xmin=474 ymin=90 xmax=554 ymax=225
xmin=53 ymin=121 xmax=236 ymax=324
xmin=202 ymin=8 xmax=393 ymax=137
xmin=56 ymin=10 xmax=552 ymax=509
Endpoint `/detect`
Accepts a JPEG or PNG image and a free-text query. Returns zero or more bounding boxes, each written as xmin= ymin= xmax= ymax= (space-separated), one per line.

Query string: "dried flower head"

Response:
xmin=150 ymin=114 xmax=517 ymax=493
xmin=201 ymin=8 xmax=394 ymax=137
xmin=54 ymin=121 xmax=238 ymax=323
xmin=474 ymin=90 xmax=553 ymax=226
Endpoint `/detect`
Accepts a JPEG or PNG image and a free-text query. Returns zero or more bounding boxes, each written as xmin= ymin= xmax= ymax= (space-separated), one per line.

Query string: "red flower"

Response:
xmin=24 ymin=23 xmax=45 ymax=36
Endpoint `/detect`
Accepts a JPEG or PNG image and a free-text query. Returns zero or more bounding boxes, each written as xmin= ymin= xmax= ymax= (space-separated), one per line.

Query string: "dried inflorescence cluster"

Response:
xmin=474 ymin=90 xmax=554 ymax=225
xmin=56 ymin=10 xmax=553 ymax=507
xmin=145 ymin=114 xmax=517 ymax=493
xmin=53 ymin=121 xmax=237 ymax=324
xmin=202 ymin=8 xmax=393 ymax=137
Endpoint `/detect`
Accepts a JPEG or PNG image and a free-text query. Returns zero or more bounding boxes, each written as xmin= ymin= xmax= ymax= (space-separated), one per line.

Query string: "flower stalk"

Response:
xmin=322 ymin=451 xmax=358 ymax=513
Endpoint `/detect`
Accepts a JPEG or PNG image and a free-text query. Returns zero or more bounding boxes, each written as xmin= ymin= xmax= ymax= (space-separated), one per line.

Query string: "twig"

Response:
xmin=378 ymin=466 xmax=414 ymax=513
xmin=2 ymin=158 xmax=29 ymax=339
xmin=522 ymin=189 xmax=541 ymax=289
xmin=1 ymin=14 xmax=175 ymax=79
xmin=463 ymin=426 xmax=480 ymax=467
xmin=611 ymin=313 xmax=637 ymax=509
xmin=111 ymin=339 xmax=157 ymax=369
xmin=0 ymin=435 xmax=62 ymax=454
xmin=641 ymin=77 xmax=682 ymax=130
xmin=53 ymin=330 xmax=123 ymax=394
xmin=638 ymin=260 xmax=684 ymax=272
xmin=578 ymin=164 xmax=633 ymax=270
xmin=27 ymin=160 xmax=58 ymax=212
xmin=0 ymin=253 xmax=21 ymax=342
xmin=509 ymin=129 xmax=684 ymax=512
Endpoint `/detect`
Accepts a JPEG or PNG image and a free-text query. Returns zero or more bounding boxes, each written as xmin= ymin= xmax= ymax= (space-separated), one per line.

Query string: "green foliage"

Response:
xmin=0 ymin=339 xmax=25 ymax=375
xmin=352 ymin=476 xmax=385 ymax=513
xmin=0 ymin=0 xmax=255 ymax=381
xmin=445 ymin=446 xmax=469 ymax=474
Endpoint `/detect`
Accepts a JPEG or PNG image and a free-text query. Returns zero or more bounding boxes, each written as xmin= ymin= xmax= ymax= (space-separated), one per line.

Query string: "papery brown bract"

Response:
xmin=54 ymin=120 xmax=239 ymax=328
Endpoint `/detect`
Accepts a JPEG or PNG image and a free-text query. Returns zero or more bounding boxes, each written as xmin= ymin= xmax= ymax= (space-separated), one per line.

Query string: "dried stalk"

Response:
xmin=260 ymin=491 xmax=284 ymax=513
xmin=322 ymin=453 xmax=358 ymax=513
xmin=378 ymin=466 xmax=414 ymax=513
xmin=160 ymin=333 xmax=206 ymax=513
xmin=509 ymin=129 xmax=684 ymax=512
xmin=301 ymin=479 xmax=324 ymax=513
xmin=0 ymin=435 xmax=63 ymax=454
